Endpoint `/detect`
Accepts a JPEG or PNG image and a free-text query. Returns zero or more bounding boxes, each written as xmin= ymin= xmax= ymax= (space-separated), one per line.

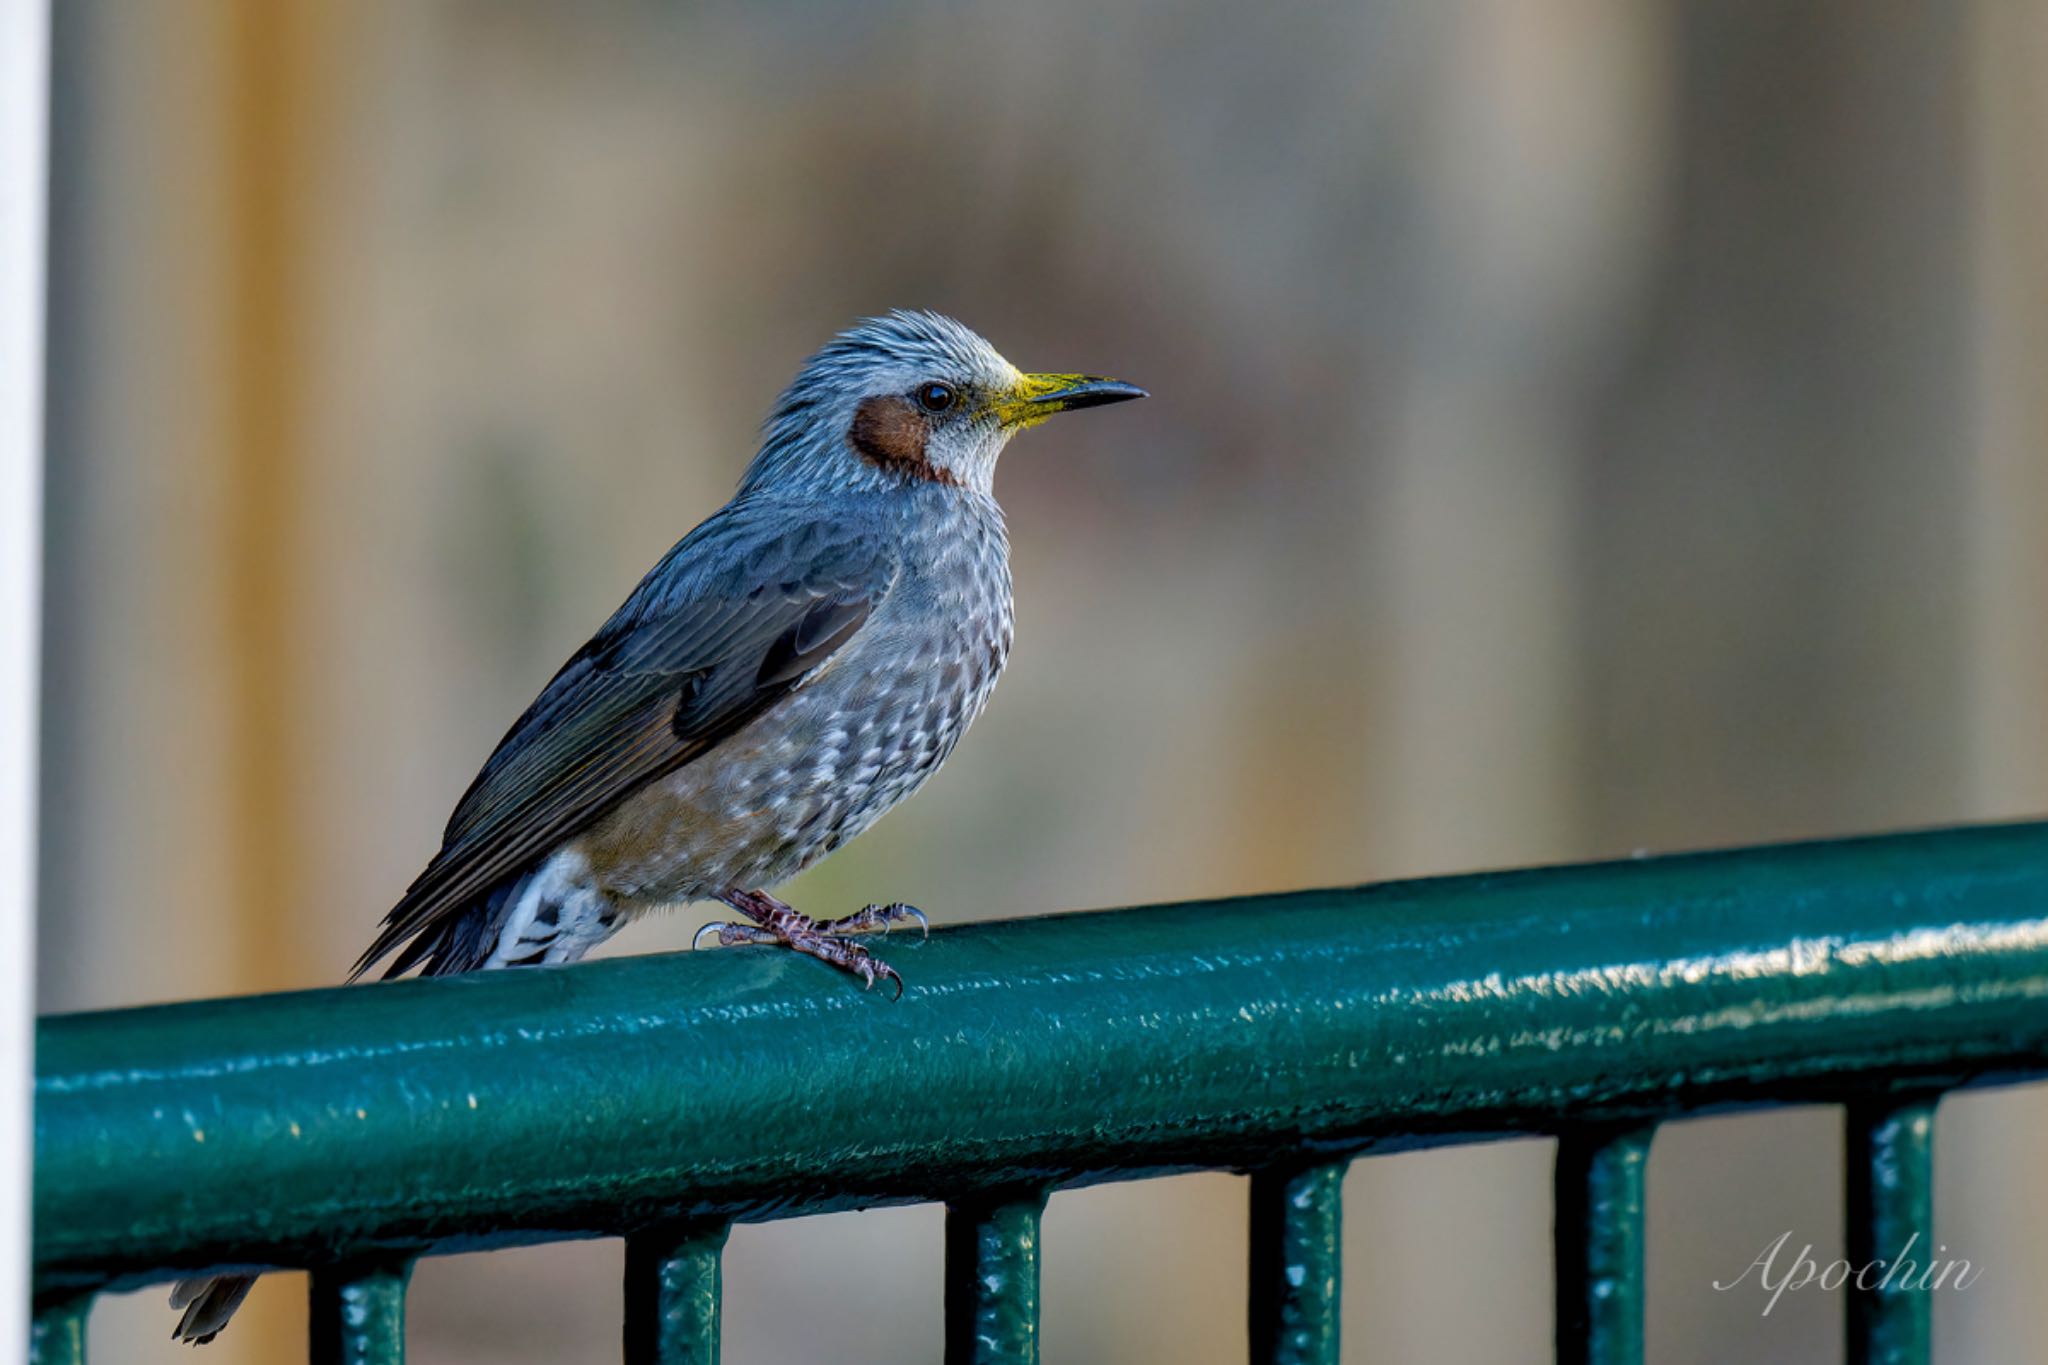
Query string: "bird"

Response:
xmin=168 ymin=310 xmax=1144 ymax=1343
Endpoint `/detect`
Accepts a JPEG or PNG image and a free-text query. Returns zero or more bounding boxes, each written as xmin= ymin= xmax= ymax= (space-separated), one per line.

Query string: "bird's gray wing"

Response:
xmin=354 ymin=505 xmax=898 ymax=979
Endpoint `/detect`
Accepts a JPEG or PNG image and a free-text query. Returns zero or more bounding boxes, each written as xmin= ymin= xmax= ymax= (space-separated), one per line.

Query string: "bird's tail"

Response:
xmin=169 ymin=1274 xmax=254 ymax=1345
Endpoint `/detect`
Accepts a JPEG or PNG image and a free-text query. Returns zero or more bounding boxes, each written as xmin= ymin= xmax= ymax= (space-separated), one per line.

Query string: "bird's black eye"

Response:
xmin=916 ymin=382 xmax=957 ymax=414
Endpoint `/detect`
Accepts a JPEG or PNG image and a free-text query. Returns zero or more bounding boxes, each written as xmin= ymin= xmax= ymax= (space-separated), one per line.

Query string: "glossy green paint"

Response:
xmin=33 ymin=823 xmax=2048 ymax=1296
xmin=28 ymin=1293 xmax=89 ymax=1365
xmin=1845 ymin=1097 xmax=1937 ymax=1365
xmin=944 ymin=1190 xmax=1046 ymax=1365
xmin=624 ymin=1221 xmax=728 ymax=1364
xmin=1554 ymin=1126 xmax=1651 ymax=1365
xmin=308 ymin=1257 xmax=411 ymax=1365
xmin=1247 ymin=1161 xmax=1344 ymax=1365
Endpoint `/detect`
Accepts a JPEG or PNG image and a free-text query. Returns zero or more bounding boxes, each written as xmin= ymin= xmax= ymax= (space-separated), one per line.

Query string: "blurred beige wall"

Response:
xmin=36 ymin=1 xmax=2048 ymax=1362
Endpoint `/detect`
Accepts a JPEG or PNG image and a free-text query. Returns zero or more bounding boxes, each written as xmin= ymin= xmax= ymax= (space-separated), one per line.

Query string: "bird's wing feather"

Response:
xmin=354 ymin=505 xmax=898 ymax=979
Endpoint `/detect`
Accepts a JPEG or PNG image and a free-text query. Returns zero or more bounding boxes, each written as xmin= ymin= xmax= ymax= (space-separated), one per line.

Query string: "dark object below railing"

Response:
xmin=33 ymin=822 xmax=2048 ymax=1363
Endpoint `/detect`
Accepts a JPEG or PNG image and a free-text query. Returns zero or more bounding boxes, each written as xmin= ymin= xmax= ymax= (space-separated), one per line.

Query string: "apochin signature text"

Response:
xmin=1715 ymin=1231 xmax=1981 ymax=1315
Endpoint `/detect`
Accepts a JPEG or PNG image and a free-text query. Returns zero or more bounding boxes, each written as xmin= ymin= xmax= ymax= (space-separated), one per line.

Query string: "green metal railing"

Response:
xmin=32 ymin=822 xmax=2048 ymax=1363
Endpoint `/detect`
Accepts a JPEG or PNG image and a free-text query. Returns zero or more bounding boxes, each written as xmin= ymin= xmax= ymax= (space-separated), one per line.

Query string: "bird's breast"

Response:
xmin=582 ymin=519 xmax=1014 ymax=905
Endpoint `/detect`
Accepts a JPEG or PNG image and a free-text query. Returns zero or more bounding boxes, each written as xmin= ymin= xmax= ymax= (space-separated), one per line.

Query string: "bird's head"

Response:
xmin=741 ymin=311 xmax=1145 ymax=497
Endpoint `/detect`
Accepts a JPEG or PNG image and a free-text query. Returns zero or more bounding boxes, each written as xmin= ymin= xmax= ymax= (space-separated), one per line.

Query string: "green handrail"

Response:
xmin=33 ymin=821 xmax=2048 ymax=1363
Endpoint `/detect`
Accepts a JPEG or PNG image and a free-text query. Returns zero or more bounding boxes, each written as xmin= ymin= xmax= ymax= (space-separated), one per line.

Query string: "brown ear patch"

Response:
xmin=849 ymin=395 xmax=957 ymax=484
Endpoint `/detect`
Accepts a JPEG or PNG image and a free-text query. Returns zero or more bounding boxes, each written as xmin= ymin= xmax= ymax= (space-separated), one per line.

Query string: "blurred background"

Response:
xmin=32 ymin=0 xmax=2048 ymax=1361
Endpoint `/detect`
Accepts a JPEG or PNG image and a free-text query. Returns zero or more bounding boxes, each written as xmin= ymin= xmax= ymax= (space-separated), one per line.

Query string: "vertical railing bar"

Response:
xmin=1247 ymin=1159 xmax=1346 ymax=1365
xmin=28 ymin=1292 xmax=90 ymax=1365
xmin=1554 ymin=1124 xmax=1653 ymax=1365
xmin=309 ymin=1255 xmax=414 ymax=1365
xmin=944 ymin=1187 xmax=1048 ymax=1365
xmin=1845 ymin=1095 xmax=1938 ymax=1365
xmin=624 ymin=1220 xmax=730 ymax=1365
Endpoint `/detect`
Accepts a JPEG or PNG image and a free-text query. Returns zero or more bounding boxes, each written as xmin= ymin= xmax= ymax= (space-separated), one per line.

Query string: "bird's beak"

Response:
xmin=993 ymin=373 xmax=1148 ymax=431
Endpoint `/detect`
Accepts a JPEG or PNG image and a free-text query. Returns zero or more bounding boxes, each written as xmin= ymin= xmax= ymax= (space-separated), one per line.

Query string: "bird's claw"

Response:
xmin=819 ymin=902 xmax=929 ymax=939
xmin=783 ymin=931 xmax=905 ymax=1001
xmin=692 ymin=920 xmax=774 ymax=951
xmin=853 ymin=952 xmax=906 ymax=1000
xmin=875 ymin=903 xmax=930 ymax=939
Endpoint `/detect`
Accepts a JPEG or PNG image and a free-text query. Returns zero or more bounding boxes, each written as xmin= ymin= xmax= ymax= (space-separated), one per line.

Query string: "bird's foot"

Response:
xmin=695 ymin=889 xmax=907 ymax=998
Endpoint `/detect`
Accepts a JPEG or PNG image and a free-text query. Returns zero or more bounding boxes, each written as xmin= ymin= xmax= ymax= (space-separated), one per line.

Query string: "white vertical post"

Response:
xmin=0 ymin=0 xmax=49 ymax=1357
